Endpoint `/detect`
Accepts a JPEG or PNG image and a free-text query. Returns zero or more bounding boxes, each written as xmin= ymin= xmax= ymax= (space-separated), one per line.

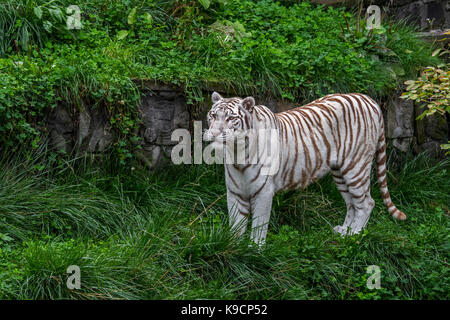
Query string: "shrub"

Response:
xmin=401 ymin=46 xmax=450 ymax=152
xmin=0 ymin=0 xmax=75 ymax=56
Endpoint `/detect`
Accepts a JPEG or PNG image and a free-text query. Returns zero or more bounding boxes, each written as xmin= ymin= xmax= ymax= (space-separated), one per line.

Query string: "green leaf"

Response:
xmin=128 ymin=7 xmax=137 ymax=25
xmin=198 ymin=0 xmax=211 ymax=9
xmin=143 ymin=12 xmax=153 ymax=26
xmin=391 ymin=64 xmax=405 ymax=77
xmin=117 ymin=30 xmax=129 ymax=40
xmin=43 ymin=21 xmax=52 ymax=33
xmin=432 ymin=48 xmax=441 ymax=57
xmin=374 ymin=26 xmax=386 ymax=34
xmin=441 ymin=143 xmax=450 ymax=150
xmin=34 ymin=6 xmax=43 ymax=19
xmin=49 ymin=7 xmax=64 ymax=22
xmin=0 ymin=233 xmax=13 ymax=242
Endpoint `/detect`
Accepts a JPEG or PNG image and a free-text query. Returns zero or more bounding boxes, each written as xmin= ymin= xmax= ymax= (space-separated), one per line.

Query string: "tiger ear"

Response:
xmin=211 ymin=91 xmax=223 ymax=103
xmin=242 ymin=96 xmax=255 ymax=112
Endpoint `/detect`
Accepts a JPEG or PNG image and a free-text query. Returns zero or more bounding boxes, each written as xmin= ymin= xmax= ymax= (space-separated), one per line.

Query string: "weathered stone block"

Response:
xmin=383 ymin=92 xmax=415 ymax=152
xmin=414 ymin=103 xmax=449 ymax=157
xmin=386 ymin=94 xmax=414 ymax=139
xmin=138 ymin=90 xmax=190 ymax=167
xmin=77 ymin=106 xmax=113 ymax=153
xmin=47 ymin=105 xmax=74 ymax=152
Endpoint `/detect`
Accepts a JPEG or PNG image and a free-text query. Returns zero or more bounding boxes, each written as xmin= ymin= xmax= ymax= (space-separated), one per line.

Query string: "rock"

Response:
xmin=386 ymin=94 xmax=414 ymax=139
xmin=425 ymin=113 xmax=448 ymax=141
xmin=258 ymin=96 xmax=298 ymax=113
xmin=137 ymin=90 xmax=190 ymax=167
xmin=47 ymin=105 xmax=74 ymax=152
xmin=48 ymin=104 xmax=113 ymax=154
xmin=144 ymin=127 xmax=158 ymax=144
xmin=78 ymin=108 xmax=91 ymax=145
xmin=90 ymin=124 xmax=113 ymax=152
xmin=419 ymin=29 xmax=450 ymax=44
xmin=77 ymin=106 xmax=113 ymax=153
xmin=136 ymin=145 xmax=163 ymax=169
xmin=384 ymin=92 xmax=415 ymax=152
xmin=370 ymin=0 xmax=449 ymax=30
xmin=414 ymin=103 xmax=449 ymax=157
xmin=139 ymin=92 xmax=190 ymax=145
xmin=49 ymin=129 xmax=69 ymax=152
xmin=159 ymin=91 xmax=179 ymax=99
xmin=393 ymin=137 xmax=414 ymax=153
xmin=417 ymin=140 xmax=447 ymax=157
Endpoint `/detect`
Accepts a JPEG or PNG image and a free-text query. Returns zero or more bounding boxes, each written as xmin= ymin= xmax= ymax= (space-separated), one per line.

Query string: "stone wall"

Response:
xmin=47 ymin=102 xmax=114 ymax=155
xmin=136 ymin=84 xmax=190 ymax=168
xmin=46 ymin=81 xmax=191 ymax=168
xmin=383 ymin=90 xmax=415 ymax=153
xmin=367 ymin=0 xmax=449 ymax=30
xmin=381 ymin=89 xmax=449 ymax=157
xmin=414 ymin=104 xmax=449 ymax=156
xmin=46 ymin=82 xmax=449 ymax=168
xmin=312 ymin=1 xmax=450 ymax=33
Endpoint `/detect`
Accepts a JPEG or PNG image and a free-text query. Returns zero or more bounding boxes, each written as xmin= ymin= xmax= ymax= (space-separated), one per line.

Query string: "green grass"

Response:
xmin=0 ymin=147 xmax=448 ymax=299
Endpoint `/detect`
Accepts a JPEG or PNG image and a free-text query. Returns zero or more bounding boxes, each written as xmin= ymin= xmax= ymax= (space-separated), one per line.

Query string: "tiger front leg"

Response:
xmin=227 ymin=189 xmax=250 ymax=238
xmin=249 ymin=189 xmax=274 ymax=247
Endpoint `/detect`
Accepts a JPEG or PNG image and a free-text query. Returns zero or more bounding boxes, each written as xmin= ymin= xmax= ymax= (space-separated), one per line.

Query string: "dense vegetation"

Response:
xmin=0 ymin=147 xmax=448 ymax=299
xmin=0 ymin=0 xmax=439 ymax=159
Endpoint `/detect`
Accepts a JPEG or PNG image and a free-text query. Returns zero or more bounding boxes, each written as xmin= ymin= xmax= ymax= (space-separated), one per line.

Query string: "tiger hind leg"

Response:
xmin=331 ymin=169 xmax=355 ymax=235
xmin=344 ymin=159 xmax=375 ymax=235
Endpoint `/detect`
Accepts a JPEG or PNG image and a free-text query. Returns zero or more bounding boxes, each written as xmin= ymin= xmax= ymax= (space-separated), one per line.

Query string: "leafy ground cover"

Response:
xmin=0 ymin=0 xmax=439 ymax=159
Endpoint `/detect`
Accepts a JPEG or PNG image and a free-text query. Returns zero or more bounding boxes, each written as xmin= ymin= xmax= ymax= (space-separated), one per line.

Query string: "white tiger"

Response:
xmin=204 ymin=92 xmax=406 ymax=247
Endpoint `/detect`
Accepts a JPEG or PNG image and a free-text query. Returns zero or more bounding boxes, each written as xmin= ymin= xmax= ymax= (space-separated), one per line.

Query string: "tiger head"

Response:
xmin=204 ymin=92 xmax=255 ymax=144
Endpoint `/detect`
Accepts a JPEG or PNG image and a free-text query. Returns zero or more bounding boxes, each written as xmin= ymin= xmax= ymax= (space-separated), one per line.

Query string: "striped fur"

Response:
xmin=205 ymin=92 xmax=406 ymax=246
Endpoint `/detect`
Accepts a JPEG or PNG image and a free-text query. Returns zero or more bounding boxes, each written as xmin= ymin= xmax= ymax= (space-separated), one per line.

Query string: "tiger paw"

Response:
xmin=333 ymin=225 xmax=348 ymax=235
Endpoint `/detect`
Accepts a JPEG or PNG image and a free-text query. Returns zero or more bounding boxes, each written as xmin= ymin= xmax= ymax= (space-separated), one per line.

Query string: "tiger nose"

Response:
xmin=210 ymin=129 xmax=221 ymax=137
